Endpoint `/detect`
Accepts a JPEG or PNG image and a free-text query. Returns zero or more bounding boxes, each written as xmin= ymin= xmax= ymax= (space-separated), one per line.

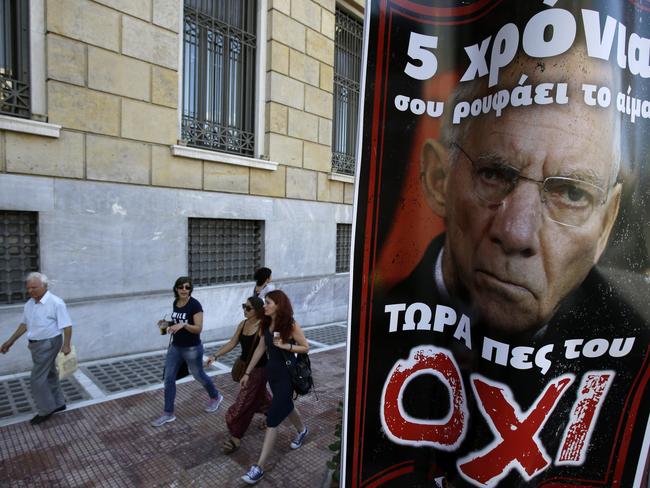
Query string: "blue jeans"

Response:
xmin=163 ymin=343 xmax=219 ymax=413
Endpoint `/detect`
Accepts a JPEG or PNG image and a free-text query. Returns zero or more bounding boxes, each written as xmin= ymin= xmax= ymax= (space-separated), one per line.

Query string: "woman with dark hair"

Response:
xmin=151 ymin=276 xmax=223 ymax=427
xmin=239 ymin=290 xmax=310 ymax=485
xmin=206 ymin=296 xmax=272 ymax=454
xmin=253 ymin=267 xmax=275 ymax=299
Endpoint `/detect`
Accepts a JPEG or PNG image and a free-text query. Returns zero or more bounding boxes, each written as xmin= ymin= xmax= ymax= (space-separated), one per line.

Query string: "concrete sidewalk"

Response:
xmin=0 ymin=347 xmax=345 ymax=487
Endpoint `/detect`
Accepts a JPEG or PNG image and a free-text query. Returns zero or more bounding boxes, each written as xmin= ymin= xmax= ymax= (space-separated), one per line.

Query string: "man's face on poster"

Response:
xmin=440 ymin=99 xmax=621 ymax=333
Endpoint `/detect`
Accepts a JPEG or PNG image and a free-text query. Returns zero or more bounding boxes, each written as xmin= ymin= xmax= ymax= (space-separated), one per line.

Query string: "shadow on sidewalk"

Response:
xmin=0 ymin=348 xmax=345 ymax=487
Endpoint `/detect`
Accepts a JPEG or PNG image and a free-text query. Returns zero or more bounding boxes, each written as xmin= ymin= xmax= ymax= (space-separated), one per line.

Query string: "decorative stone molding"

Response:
xmin=0 ymin=115 xmax=61 ymax=138
xmin=329 ymin=172 xmax=354 ymax=184
xmin=170 ymin=145 xmax=279 ymax=171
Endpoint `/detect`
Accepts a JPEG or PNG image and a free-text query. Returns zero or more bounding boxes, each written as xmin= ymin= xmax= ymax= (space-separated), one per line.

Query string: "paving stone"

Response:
xmin=0 ymin=377 xmax=90 ymax=419
xmin=0 ymin=330 xmax=345 ymax=487
xmin=304 ymin=323 xmax=347 ymax=345
xmin=83 ymin=355 xmax=166 ymax=393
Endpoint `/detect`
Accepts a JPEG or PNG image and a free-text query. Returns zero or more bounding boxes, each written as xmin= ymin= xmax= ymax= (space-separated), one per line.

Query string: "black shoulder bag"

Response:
xmin=161 ymin=334 xmax=190 ymax=381
xmin=282 ymin=348 xmax=314 ymax=397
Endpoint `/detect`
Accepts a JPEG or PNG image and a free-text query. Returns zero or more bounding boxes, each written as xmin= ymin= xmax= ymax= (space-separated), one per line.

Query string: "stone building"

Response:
xmin=0 ymin=0 xmax=364 ymax=374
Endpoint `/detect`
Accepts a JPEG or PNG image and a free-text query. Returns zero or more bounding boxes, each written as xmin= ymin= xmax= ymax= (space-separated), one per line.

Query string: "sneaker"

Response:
xmin=290 ymin=426 xmax=309 ymax=449
xmin=151 ymin=413 xmax=176 ymax=427
xmin=242 ymin=464 xmax=264 ymax=484
xmin=205 ymin=393 xmax=223 ymax=413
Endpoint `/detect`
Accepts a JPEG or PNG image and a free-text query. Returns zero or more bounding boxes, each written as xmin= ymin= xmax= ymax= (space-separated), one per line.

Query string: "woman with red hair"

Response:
xmin=239 ymin=290 xmax=310 ymax=485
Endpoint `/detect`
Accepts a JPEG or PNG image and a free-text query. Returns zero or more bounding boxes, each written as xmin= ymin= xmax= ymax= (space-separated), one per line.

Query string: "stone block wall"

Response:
xmin=0 ymin=0 xmax=361 ymax=203
xmin=0 ymin=0 xmax=364 ymax=372
xmin=266 ymin=0 xmax=346 ymax=203
xmin=0 ymin=175 xmax=353 ymax=374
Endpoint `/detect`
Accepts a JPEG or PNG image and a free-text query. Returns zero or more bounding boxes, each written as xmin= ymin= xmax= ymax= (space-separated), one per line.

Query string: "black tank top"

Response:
xmin=239 ymin=331 xmax=267 ymax=368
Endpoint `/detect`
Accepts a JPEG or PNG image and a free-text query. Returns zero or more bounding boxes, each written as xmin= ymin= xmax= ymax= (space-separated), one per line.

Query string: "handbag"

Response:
xmin=282 ymin=348 xmax=314 ymax=396
xmin=231 ymin=358 xmax=247 ymax=382
xmin=161 ymin=336 xmax=190 ymax=381
xmin=56 ymin=345 xmax=78 ymax=380
xmin=175 ymin=361 xmax=190 ymax=381
xmin=232 ymin=330 xmax=259 ymax=382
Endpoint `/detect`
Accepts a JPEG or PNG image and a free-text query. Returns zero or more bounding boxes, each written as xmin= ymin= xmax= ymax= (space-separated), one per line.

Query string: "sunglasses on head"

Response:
xmin=242 ymin=303 xmax=253 ymax=312
xmin=177 ymin=284 xmax=192 ymax=290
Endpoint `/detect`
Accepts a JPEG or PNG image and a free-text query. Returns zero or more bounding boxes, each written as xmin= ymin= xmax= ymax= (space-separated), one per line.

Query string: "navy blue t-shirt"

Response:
xmin=170 ymin=296 xmax=203 ymax=347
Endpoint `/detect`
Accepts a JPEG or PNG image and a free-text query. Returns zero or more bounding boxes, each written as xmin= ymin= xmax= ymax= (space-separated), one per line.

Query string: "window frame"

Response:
xmin=187 ymin=217 xmax=264 ymax=287
xmin=0 ymin=0 xmax=59 ymax=137
xmin=0 ymin=210 xmax=39 ymax=306
xmin=336 ymin=223 xmax=352 ymax=273
xmin=1 ymin=0 xmax=31 ymax=118
xmin=177 ymin=0 xmax=267 ymax=162
xmin=331 ymin=6 xmax=363 ymax=178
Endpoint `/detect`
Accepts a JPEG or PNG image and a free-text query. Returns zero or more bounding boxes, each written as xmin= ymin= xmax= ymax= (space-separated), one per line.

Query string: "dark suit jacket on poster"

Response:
xmin=362 ymin=234 xmax=650 ymax=487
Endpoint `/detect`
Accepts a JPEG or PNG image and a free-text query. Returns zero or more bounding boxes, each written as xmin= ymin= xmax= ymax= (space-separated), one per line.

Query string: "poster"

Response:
xmin=343 ymin=1 xmax=650 ymax=486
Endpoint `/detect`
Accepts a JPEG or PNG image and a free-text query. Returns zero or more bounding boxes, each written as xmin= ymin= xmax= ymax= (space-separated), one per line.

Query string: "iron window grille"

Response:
xmin=332 ymin=8 xmax=362 ymax=176
xmin=182 ymin=0 xmax=257 ymax=157
xmin=336 ymin=223 xmax=352 ymax=273
xmin=0 ymin=211 xmax=39 ymax=305
xmin=188 ymin=218 xmax=263 ymax=286
xmin=1 ymin=0 xmax=31 ymax=118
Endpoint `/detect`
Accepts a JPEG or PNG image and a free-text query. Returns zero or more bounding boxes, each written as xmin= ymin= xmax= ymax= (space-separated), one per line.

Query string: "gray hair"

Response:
xmin=25 ymin=272 xmax=48 ymax=286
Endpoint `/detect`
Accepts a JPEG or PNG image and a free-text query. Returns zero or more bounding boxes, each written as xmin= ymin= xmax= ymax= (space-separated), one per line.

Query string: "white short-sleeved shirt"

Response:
xmin=257 ymin=283 xmax=276 ymax=300
xmin=22 ymin=291 xmax=72 ymax=340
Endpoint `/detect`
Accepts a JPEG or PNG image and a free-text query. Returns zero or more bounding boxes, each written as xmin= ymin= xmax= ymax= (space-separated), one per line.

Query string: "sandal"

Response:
xmin=222 ymin=437 xmax=241 ymax=454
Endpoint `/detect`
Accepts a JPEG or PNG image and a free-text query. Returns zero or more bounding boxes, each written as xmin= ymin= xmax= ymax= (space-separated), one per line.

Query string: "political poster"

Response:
xmin=343 ymin=1 xmax=650 ymax=486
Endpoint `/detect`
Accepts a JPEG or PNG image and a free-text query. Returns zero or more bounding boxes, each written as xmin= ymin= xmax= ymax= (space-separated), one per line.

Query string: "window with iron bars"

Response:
xmin=182 ymin=0 xmax=257 ymax=157
xmin=188 ymin=218 xmax=263 ymax=286
xmin=1 ymin=0 xmax=31 ymax=118
xmin=336 ymin=223 xmax=352 ymax=273
xmin=0 ymin=211 xmax=39 ymax=305
xmin=332 ymin=8 xmax=363 ymax=176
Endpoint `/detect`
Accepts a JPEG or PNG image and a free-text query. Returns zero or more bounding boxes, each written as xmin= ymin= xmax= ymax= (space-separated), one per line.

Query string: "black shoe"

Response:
xmin=52 ymin=404 xmax=66 ymax=414
xmin=30 ymin=413 xmax=52 ymax=425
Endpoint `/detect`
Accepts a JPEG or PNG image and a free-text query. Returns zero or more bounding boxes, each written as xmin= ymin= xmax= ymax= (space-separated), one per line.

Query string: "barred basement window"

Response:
xmin=0 ymin=211 xmax=39 ymax=305
xmin=336 ymin=223 xmax=352 ymax=273
xmin=182 ymin=0 xmax=257 ymax=157
xmin=332 ymin=7 xmax=363 ymax=176
xmin=188 ymin=218 xmax=262 ymax=286
xmin=1 ymin=0 xmax=31 ymax=118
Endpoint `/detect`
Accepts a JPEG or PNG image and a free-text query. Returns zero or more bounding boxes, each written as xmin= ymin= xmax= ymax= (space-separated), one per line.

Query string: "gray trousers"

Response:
xmin=28 ymin=335 xmax=65 ymax=415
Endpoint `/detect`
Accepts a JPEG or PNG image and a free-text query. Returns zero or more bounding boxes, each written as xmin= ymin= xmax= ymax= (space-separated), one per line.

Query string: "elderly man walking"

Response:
xmin=1 ymin=272 xmax=73 ymax=425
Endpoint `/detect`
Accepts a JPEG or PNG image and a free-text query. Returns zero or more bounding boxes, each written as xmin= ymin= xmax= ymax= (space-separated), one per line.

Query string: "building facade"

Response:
xmin=0 ymin=0 xmax=364 ymax=374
